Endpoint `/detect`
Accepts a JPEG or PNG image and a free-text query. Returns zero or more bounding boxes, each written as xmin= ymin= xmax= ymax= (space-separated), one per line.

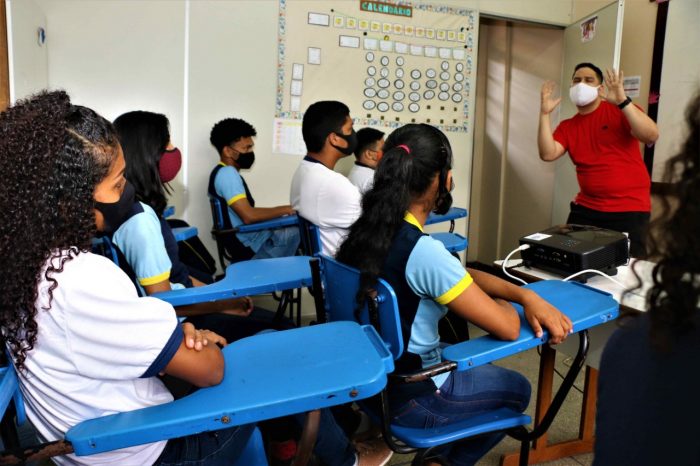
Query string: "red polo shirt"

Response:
xmin=553 ymin=101 xmax=650 ymax=212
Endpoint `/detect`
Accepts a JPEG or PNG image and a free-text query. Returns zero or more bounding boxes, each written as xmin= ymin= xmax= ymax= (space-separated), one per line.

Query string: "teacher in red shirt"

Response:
xmin=537 ymin=62 xmax=659 ymax=257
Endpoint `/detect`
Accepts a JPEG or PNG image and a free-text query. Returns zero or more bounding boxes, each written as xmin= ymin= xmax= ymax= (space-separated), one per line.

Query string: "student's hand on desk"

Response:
xmin=283 ymin=206 xmax=296 ymax=216
xmin=221 ymin=297 xmax=254 ymax=317
xmin=521 ymin=292 xmax=573 ymax=345
xmin=182 ymin=322 xmax=228 ymax=350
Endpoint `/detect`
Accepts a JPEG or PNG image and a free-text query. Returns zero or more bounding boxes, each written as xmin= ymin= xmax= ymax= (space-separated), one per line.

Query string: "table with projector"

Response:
xmin=495 ymin=224 xmax=654 ymax=465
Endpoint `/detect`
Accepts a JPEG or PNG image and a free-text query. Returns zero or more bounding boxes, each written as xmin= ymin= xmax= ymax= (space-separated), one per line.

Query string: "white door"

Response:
xmin=550 ymin=0 xmax=624 ymax=224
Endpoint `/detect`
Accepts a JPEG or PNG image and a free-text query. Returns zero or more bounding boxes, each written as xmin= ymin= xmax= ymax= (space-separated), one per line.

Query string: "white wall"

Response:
xmin=654 ymin=0 xmax=700 ymax=180
xmin=12 ymin=0 xmax=586 ymax=266
xmin=6 ymin=0 xmax=48 ymax=101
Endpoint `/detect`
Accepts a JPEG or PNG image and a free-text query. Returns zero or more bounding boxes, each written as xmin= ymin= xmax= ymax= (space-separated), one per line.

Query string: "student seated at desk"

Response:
xmin=594 ymin=93 xmax=700 ymax=466
xmin=113 ymin=111 xmax=294 ymax=343
xmin=291 ymin=101 xmax=362 ymax=256
xmin=114 ymin=110 xmax=214 ymax=286
xmin=336 ymin=123 xmax=573 ymax=466
xmin=347 ymin=127 xmax=384 ymax=194
xmin=209 ymin=118 xmax=299 ymax=259
xmin=0 ymin=91 xmax=249 ymax=465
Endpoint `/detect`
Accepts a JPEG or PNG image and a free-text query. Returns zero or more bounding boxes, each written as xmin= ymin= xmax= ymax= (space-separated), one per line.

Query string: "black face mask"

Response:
xmin=95 ymin=181 xmax=135 ymax=234
xmin=434 ymin=175 xmax=454 ymax=215
xmin=236 ymin=151 xmax=255 ymax=169
xmin=331 ymin=129 xmax=358 ymax=156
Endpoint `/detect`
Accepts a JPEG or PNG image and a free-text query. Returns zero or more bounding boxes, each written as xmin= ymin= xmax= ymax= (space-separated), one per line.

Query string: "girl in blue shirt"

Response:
xmin=337 ymin=123 xmax=573 ymax=466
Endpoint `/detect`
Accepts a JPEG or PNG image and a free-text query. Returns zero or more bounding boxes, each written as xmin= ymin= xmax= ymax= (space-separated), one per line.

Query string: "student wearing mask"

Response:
xmin=290 ymin=101 xmax=362 ymax=256
xmin=113 ymin=111 xmax=292 ymax=344
xmin=0 ymin=91 xmax=247 ymax=465
xmin=209 ymin=118 xmax=299 ymax=260
xmin=347 ymin=127 xmax=385 ymax=194
xmin=537 ymin=63 xmax=659 ymax=257
xmin=337 ymin=123 xmax=572 ymax=466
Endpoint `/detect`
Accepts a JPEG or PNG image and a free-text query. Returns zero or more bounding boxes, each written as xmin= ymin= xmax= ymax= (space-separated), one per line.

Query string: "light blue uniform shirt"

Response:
xmin=405 ymin=234 xmax=473 ymax=388
xmin=112 ymin=202 xmax=185 ymax=293
xmin=214 ymin=165 xmax=272 ymax=253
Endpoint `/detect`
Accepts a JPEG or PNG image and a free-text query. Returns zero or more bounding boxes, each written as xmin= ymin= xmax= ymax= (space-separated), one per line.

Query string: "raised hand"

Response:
xmin=540 ymin=81 xmax=562 ymax=115
xmin=604 ymin=69 xmax=627 ymax=105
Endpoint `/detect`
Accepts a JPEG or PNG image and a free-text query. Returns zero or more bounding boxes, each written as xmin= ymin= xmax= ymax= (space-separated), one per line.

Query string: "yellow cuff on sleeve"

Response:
xmin=138 ymin=270 xmax=171 ymax=287
xmin=227 ymin=193 xmax=246 ymax=206
xmin=435 ymin=273 xmax=473 ymax=305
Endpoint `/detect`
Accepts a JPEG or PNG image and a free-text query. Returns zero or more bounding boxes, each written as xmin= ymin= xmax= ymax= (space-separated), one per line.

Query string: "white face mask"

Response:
xmin=569 ymin=83 xmax=600 ymax=107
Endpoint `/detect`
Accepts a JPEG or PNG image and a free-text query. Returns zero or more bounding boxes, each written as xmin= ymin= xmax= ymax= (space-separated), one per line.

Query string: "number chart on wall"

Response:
xmin=273 ymin=0 xmax=478 ymax=155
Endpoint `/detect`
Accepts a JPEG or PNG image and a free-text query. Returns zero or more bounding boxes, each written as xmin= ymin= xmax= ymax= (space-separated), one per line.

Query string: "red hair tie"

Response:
xmin=396 ymin=144 xmax=411 ymax=154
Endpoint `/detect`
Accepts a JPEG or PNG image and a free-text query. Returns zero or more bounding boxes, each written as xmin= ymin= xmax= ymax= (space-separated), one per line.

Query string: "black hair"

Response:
xmin=573 ymin=62 xmax=604 ymax=84
xmin=354 ymin=127 xmax=385 ymax=159
xmin=113 ymin=111 xmax=170 ymax=216
xmin=336 ymin=123 xmax=452 ymax=303
xmin=631 ymin=90 xmax=700 ymax=351
xmin=302 ymin=101 xmax=350 ymax=153
xmin=210 ymin=118 xmax=257 ymax=155
xmin=0 ymin=90 xmax=119 ymax=371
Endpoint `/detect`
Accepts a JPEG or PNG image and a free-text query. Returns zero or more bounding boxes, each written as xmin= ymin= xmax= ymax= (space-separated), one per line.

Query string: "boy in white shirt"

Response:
xmin=290 ymin=101 xmax=362 ymax=257
xmin=347 ymin=128 xmax=384 ymax=194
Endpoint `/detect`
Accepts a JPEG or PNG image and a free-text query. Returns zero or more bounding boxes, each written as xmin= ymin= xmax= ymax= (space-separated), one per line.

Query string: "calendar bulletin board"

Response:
xmin=273 ymin=0 xmax=479 ymax=155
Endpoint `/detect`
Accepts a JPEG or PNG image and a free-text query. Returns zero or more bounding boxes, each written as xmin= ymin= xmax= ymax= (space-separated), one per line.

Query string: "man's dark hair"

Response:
xmin=302 ymin=101 xmax=350 ymax=153
xmin=354 ymin=127 xmax=385 ymax=159
xmin=573 ymin=62 xmax=604 ymax=84
xmin=210 ymin=118 xmax=257 ymax=155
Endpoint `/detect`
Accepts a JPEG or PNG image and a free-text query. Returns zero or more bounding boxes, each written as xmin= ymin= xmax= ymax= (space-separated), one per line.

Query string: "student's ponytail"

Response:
xmin=336 ymin=123 xmax=452 ymax=307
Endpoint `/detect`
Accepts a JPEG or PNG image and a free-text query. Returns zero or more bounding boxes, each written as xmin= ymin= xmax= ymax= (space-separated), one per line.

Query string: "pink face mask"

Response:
xmin=159 ymin=148 xmax=182 ymax=183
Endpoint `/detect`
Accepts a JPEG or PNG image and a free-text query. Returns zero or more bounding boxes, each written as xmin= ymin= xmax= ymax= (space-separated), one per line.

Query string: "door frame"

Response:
xmin=1 ymin=0 xmax=9 ymax=111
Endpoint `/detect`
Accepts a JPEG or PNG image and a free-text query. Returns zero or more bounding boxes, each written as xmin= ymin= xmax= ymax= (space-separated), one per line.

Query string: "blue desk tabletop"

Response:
xmin=237 ymin=214 xmax=299 ymax=233
xmin=153 ymin=256 xmax=314 ymax=306
xmin=66 ymin=322 xmax=392 ymax=455
xmin=442 ymin=280 xmax=619 ymax=370
xmin=425 ymin=207 xmax=468 ymax=225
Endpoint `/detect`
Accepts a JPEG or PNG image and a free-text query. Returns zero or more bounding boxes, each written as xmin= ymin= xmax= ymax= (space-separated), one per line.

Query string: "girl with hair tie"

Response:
xmin=336 ymin=123 xmax=573 ymax=466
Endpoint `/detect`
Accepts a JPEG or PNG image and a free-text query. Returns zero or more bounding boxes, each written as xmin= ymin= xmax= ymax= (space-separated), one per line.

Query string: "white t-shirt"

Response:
xmin=347 ymin=164 xmax=375 ymax=194
xmin=290 ymin=158 xmax=362 ymax=256
xmin=13 ymin=251 xmax=180 ymax=465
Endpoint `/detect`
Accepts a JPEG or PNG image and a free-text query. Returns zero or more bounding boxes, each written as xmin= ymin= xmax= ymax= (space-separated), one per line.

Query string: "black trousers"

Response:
xmin=566 ymin=202 xmax=650 ymax=258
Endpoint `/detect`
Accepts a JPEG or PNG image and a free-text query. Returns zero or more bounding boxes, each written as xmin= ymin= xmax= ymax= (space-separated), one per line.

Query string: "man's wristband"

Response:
xmin=618 ymin=96 xmax=632 ymax=110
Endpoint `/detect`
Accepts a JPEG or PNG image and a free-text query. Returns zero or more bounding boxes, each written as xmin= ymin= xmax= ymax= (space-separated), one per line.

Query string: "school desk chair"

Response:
xmin=158 ymin=205 xmax=198 ymax=242
xmin=319 ymin=255 xmax=619 ymax=466
xmin=0 ymin=321 xmax=392 ymax=466
xmin=425 ymin=206 xmax=468 ymax=232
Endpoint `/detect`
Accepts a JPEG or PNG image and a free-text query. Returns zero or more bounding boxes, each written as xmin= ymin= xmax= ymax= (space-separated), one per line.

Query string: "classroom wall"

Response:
xmin=5 ymin=0 xmax=47 ymax=102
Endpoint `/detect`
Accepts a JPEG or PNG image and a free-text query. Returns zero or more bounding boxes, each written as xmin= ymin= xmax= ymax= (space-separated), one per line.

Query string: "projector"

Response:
xmin=519 ymin=224 xmax=629 ymax=278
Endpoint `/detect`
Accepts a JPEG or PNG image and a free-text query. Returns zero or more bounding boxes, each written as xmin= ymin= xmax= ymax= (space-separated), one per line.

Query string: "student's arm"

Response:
xmin=604 ymin=69 xmax=659 ymax=144
xmin=231 ymin=197 xmax=295 ymax=224
xmin=467 ymin=268 xmax=573 ymax=344
xmin=538 ymin=81 xmax=567 ymax=162
xmin=163 ymin=323 xmax=225 ymax=387
xmin=144 ymin=280 xmax=254 ymax=318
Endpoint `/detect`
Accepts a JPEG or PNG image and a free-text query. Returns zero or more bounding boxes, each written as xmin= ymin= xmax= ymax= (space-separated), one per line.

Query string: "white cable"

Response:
xmin=501 ymin=245 xmax=530 ymax=286
xmin=562 ymin=269 xmax=627 ymax=289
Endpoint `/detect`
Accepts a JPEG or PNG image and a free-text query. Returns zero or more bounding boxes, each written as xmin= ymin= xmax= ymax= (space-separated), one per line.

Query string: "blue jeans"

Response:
xmin=253 ymin=226 xmax=300 ymax=259
xmin=392 ymin=364 xmax=531 ymax=466
xmin=153 ymin=424 xmax=255 ymax=465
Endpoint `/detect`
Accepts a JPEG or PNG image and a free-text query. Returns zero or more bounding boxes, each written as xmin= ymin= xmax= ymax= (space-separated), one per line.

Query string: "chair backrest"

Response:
xmin=297 ymin=216 xmax=322 ymax=257
xmin=0 ymin=363 xmax=26 ymax=428
xmin=209 ymin=197 xmax=228 ymax=231
xmin=319 ymin=255 xmax=404 ymax=361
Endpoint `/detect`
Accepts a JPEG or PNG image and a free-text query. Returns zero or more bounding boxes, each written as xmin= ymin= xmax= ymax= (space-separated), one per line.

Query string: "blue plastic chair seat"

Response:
xmin=430 ymin=232 xmax=468 ymax=253
xmin=390 ymin=408 xmax=531 ymax=448
xmin=66 ymin=322 xmax=392 ymax=456
xmin=163 ymin=206 xmax=175 ymax=219
xmin=171 ymin=226 xmax=198 ymax=242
